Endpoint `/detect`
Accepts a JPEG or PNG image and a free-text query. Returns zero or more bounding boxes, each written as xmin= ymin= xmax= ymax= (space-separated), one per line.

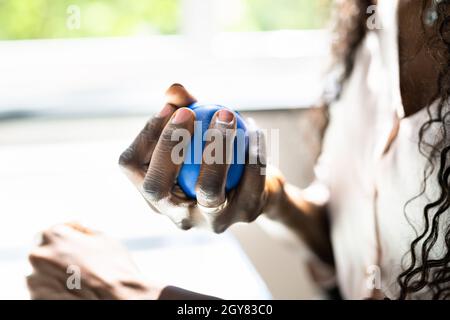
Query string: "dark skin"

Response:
xmin=117 ymin=84 xmax=269 ymax=233
xmin=27 ymin=0 xmax=445 ymax=299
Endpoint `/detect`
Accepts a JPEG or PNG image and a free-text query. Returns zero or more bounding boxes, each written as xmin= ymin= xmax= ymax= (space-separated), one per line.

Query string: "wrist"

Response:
xmin=263 ymin=180 xmax=334 ymax=266
xmin=261 ymin=166 xmax=286 ymax=218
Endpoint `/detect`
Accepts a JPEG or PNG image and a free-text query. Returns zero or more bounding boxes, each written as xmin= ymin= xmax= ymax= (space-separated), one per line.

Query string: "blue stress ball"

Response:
xmin=177 ymin=103 xmax=248 ymax=199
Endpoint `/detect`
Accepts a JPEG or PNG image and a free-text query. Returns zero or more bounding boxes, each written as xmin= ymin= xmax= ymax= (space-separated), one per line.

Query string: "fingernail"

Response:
xmin=172 ymin=108 xmax=193 ymax=124
xmin=158 ymin=104 xmax=175 ymax=117
xmin=216 ymin=109 xmax=234 ymax=124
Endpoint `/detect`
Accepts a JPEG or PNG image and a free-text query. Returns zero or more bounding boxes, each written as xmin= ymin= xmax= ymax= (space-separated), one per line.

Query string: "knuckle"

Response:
xmin=160 ymin=125 xmax=179 ymax=143
xmin=177 ymin=218 xmax=193 ymax=231
xmin=25 ymin=274 xmax=35 ymax=287
xmin=144 ymin=117 xmax=164 ymax=139
xmin=38 ymin=232 xmax=51 ymax=246
xmin=155 ymin=127 xmax=181 ymax=154
xmin=212 ymin=222 xmax=228 ymax=234
xmin=142 ymin=179 xmax=166 ymax=203
xmin=28 ymin=250 xmax=46 ymax=265
xmin=41 ymin=229 xmax=54 ymax=239
xmin=245 ymin=208 xmax=261 ymax=223
xmin=196 ymin=182 xmax=221 ymax=199
xmin=199 ymin=167 xmax=224 ymax=187
xmin=118 ymin=147 xmax=136 ymax=168
xmin=196 ymin=179 xmax=224 ymax=204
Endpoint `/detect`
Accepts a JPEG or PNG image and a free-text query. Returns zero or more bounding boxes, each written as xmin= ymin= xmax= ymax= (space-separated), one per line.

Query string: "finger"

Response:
xmin=119 ymin=84 xmax=196 ymax=184
xmin=35 ymin=230 xmax=53 ymax=246
xmin=119 ymin=103 xmax=177 ymax=184
xmin=35 ymin=223 xmax=80 ymax=246
xmin=41 ymin=224 xmax=94 ymax=243
xmin=238 ymin=127 xmax=267 ymax=216
xmin=27 ymin=267 xmax=99 ymax=300
xmin=225 ymin=127 xmax=267 ymax=225
xmin=142 ymin=108 xmax=195 ymax=203
xmin=165 ymin=83 xmax=197 ymax=108
xmin=29 ymin=246 xmax=65 ymax=270
xmin=28 ymin=246 xmax=105 ymax=300
xmin=196 ymin=109 xmax=236 ymax=208
xmin=26 ymin=272 xmax=85 ymax=300
xmin=27 ymin=280 xmax=75 ymax=300
xmin=64 ymin=222 xmax=97 ymax=235
xmin=28 ymin=248 xmax=78 ymax=293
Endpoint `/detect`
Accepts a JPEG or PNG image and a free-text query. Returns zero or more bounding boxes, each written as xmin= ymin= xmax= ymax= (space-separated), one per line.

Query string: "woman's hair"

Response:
xmin=329 ymin=0 xmax=450 ymax=299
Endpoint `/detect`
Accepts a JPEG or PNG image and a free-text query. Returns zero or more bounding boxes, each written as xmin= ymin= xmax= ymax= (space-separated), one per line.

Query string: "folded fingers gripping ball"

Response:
xmin=177 ymin=103 xmax=248 ymax=199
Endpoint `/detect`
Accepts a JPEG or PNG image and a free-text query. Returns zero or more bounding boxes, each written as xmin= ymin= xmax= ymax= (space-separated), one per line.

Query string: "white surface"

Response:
xmin=0 ymin=31 xmax=329 ymax=116
xmin=0 ymin=138 xmax=270 ymax=299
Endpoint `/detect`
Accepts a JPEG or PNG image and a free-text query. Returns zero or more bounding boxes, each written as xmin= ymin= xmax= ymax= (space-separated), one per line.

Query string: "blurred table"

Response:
xmin=0 ymin=124 xmax=270 ymax=299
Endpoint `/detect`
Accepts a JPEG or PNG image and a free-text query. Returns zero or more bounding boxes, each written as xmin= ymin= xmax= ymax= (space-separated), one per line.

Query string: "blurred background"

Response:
xmin=0 ymin=0 xmax=332 ymax=299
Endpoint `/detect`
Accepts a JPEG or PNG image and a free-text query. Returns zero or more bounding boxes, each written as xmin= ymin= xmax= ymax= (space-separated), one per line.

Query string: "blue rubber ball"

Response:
xmin=177 ymin=103 xmax=248 ymax=199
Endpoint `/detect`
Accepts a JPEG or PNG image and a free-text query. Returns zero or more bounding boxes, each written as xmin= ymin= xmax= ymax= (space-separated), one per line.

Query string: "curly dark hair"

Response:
xmin=328 ymin=0 xmax=450 ymax=299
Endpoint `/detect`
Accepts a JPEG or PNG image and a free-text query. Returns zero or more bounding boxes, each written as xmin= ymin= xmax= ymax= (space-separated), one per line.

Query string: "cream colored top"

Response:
xmin=316 ymin=0 xmax=444 ymax=299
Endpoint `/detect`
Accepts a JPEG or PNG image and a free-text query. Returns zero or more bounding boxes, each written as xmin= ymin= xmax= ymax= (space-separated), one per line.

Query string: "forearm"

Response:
xmin=264 ymin=178 xmax=334 ymax=267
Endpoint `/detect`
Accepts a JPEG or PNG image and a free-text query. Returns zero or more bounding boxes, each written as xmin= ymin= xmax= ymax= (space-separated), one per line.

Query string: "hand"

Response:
xmin=119 ymin=84 xmax=279 ymax=233
xmin=27 ymin=223 xmax=158 ymax=300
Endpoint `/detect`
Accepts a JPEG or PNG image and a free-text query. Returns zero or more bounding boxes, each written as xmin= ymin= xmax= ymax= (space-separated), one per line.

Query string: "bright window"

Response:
xmin=0 ymin=0 xmax=179 ymax=39
xmin=219 ymin=0 xmax=331 ymax=32
xmin=0 ymin=0 xmax=331 ymax=40
xmin=0 ymin=0 xmax=332 ymax=115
